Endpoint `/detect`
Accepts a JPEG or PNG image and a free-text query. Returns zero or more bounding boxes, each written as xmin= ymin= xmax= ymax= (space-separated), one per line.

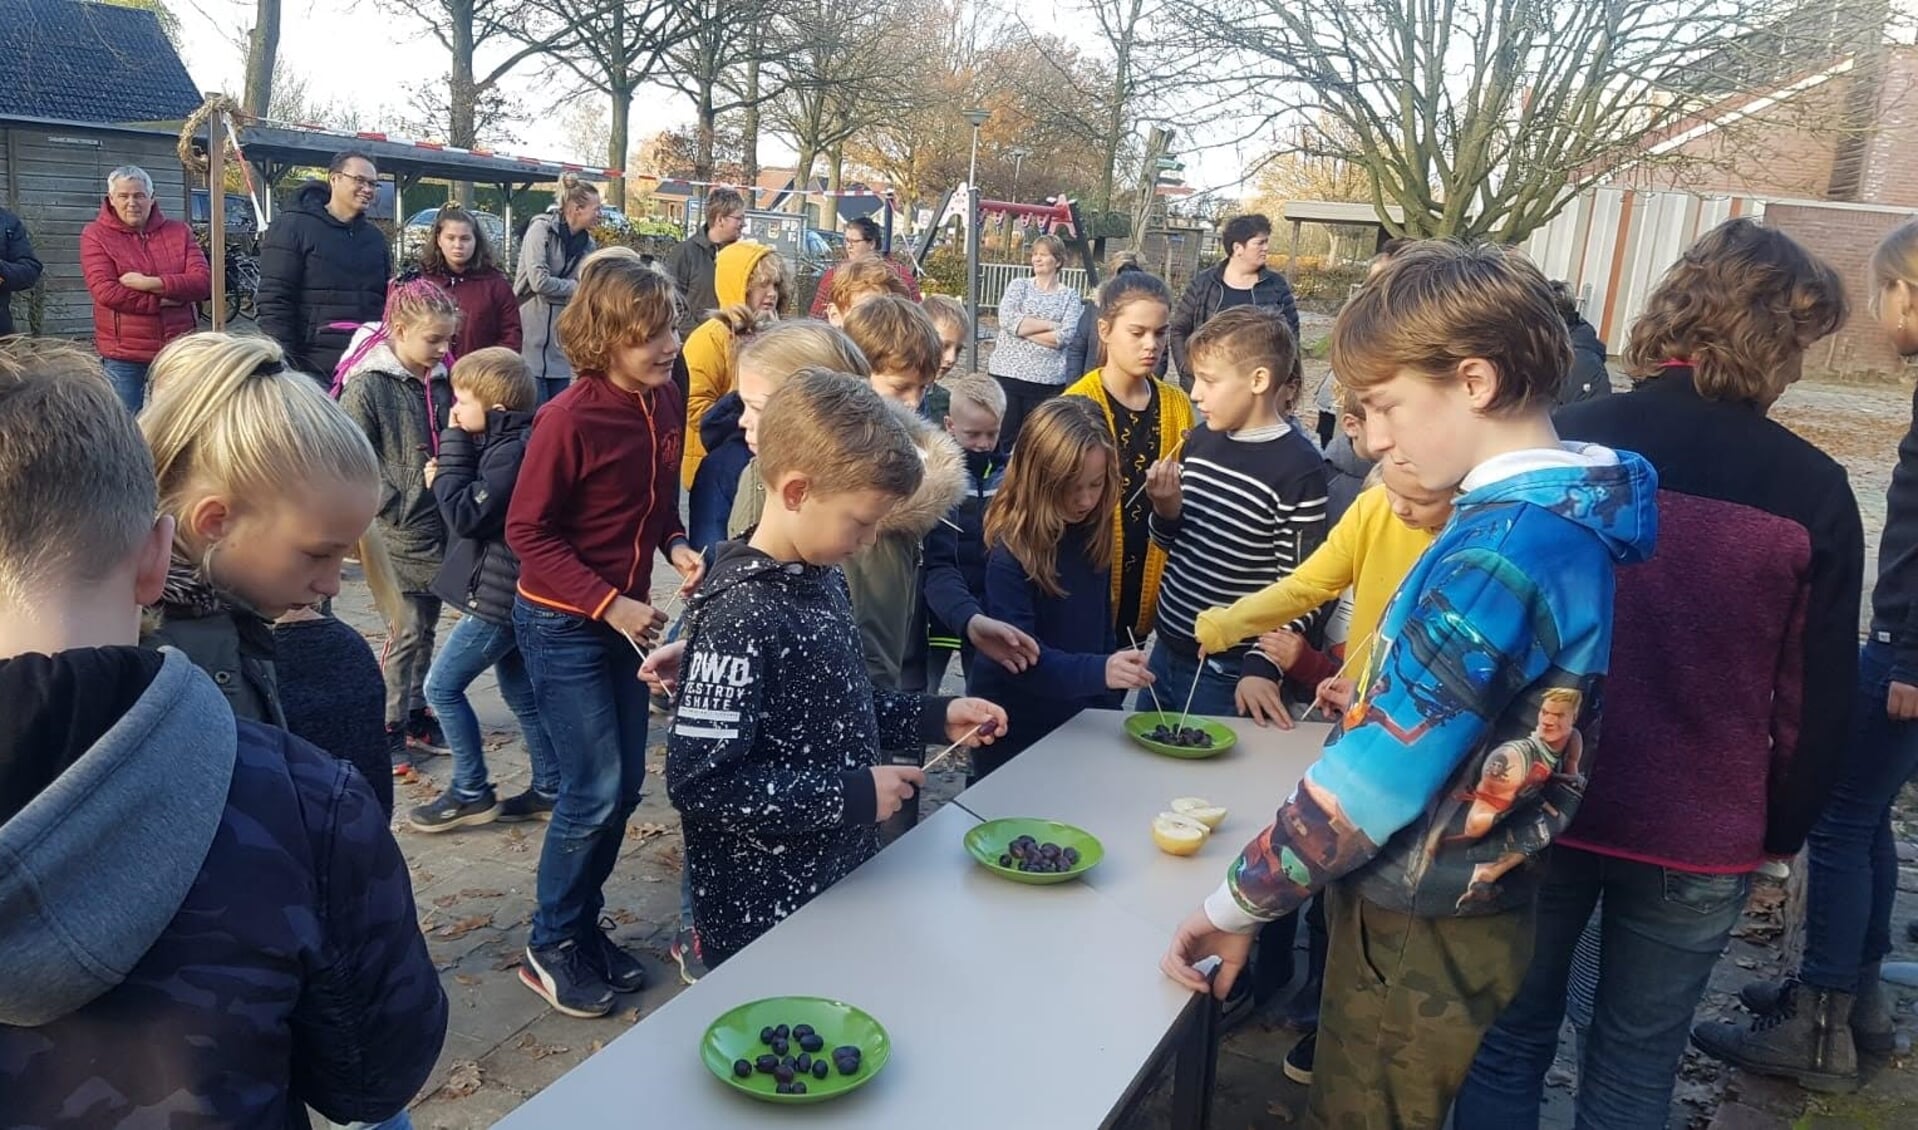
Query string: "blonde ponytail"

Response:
xmin=141 ymin=331 xmax=402 ymax=625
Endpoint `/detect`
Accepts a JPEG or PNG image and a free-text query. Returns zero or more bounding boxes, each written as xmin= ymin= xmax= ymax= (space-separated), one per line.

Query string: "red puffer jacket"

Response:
xmin=79 ymin=200 xmax=212 ymax=362
xmin=418 ymin=266 xmax=522 ymax=354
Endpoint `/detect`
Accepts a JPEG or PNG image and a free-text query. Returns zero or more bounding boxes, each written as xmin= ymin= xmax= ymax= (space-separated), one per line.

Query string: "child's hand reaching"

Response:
xmin=944 ymin=697 xmax=1009 ymax=747
xmin=669 ymin=542 xmax=705 ymax=596
xmin=1235 ymin=675 xmax=1294 ymax=730
xmin=1256 ymin=628 xmax=1306 ymax=671
xmin=605 ymin=595 xmax=668 ymax=646
xmin=1144 ymin=458 xmax=1183 ymax=519
xmin=639 ymin=638 xmax=686 ymax=693
xmin=1105 ymin=649 xmax=1155 ymax=691
xmin=967 ymin=615 xmax=1040 ymax=673
xmin=869 ymin=766 xmax=926 ymax=822
xmin=423 ymin=457 xmax=438 ymax=488
xmin=1314 ymin=677 xmax=1355 ymax=716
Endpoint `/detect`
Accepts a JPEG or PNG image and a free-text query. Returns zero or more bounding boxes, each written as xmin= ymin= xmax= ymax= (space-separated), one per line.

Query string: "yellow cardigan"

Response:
xmin=679 ymin=317 xmax=735 ymax=490
xmin=1192 ymin=484 xmax=1437 ymax=678
xmin=1062 ymin=368 xmax=1195 ymax=638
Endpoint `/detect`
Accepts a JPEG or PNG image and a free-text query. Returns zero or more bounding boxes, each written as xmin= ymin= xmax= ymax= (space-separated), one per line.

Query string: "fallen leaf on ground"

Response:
xmin=516 ymin=1032 xmax=571 ymax=1059
xmin=433 ymin=894 xmax=460 ymax=909
xmin=492 ymin=952 xmax=523 ymax=972
xmin=458 ymin=888 xmax=505 ymax=899
xmin=437 ymin=1061 xmax=483 ymax=1099
xmin=1266 ymin=1099 xmax=1296 ymax=1122
xmin=437 ymin=914 xmax=493 ymax=940
xmin=607 ymin=908 xmax=639 ymax=926
xmin=624 ymin=1008 xmax=642 ymax=1024
xmin=503 ymin=828 xmax=530 ymax=853
xmin=454 ymin=973 xmax=481 ymax=986
xmin=627 ymin=822 xmax=672 ymax=844
xmin=589 ymin=1039 xmax=605 ymax=1054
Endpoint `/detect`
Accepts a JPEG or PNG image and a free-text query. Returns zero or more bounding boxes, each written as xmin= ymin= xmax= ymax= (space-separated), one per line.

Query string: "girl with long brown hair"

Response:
xmin=415 ymin=204 xmax=521 ymax=354
xmin=966 ymin=396 xmax=1154 ymax=780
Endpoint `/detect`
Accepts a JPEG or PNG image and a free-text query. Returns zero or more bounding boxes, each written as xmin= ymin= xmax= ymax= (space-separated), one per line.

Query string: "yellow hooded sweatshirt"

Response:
xmin=1062 ymin=367 xmax=1195 ymax=638
xmin=681 ymin=240 xmax=775 ymax=489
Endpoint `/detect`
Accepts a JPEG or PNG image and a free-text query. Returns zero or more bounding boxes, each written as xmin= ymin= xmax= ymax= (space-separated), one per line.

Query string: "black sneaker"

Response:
xmin=406 ymin=709 xmax=451 ymax=758
xmin=407 ymin=786 xmax=501 ymax=834
xmin=497 ymin=788 xmax=557 ymax=823
xmin=520 ymin=940 xmax=616 ymax=1018
xmin=1284 ymin=1029 xmax=1316 ymax=1085
xmin=585 ymin=923 xmax=647 ymax=993
xmin=385 ymin=723 xmax=413 ymax=778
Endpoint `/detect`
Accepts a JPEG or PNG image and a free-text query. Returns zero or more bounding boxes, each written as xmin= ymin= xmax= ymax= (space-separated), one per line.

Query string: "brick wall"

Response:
xmin=1860 ymin=52 xmax=1918 ymax=208
xmin=1766 ymin=202 xmax=1915 ymax=376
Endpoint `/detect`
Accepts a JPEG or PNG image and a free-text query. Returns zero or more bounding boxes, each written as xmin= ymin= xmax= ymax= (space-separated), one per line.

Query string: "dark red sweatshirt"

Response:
xmin=1555 ymin=369 xmax=1863 ymax=872
xmin=507 ymin=376 xmax=687 ymax=619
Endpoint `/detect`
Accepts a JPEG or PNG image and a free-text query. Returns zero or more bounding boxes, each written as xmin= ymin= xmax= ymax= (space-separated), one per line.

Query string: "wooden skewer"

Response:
xmin=1123 ymin=432 xmax=1191 ymax=509
xmin=1306 ymin=628 xmax=1378 ymax=718
xmin=922 ymin=721 xmax=988 ymax=774
xmin=1175 ymin=657 xmax=1204 ymax=732
xmin=1126 ymin=628 xmax=1166 ymax=717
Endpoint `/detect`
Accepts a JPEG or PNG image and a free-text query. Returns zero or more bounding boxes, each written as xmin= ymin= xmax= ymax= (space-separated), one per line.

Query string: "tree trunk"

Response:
xmin=609 ymin=83 xmax=632 ymax=210
xmin=241 ymin=0 xmax=282 ymax=118
xmin=694 ymin=73 xmax=717 ymax=184
xmin=448 ymin=0 xmax=477 ymax=204
xmin=741 ymin=40 xmax=762 ymax=201
xmin=827 ymin=144 xmax=844 ymax=232
xmin=791 ymin=143 xmax=817 ymax=222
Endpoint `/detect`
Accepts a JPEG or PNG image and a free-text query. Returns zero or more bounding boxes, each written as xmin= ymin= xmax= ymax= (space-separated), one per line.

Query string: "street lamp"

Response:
xmin=1007 ymin=146 xmax=1032 ymax=202
xmin=963 ymin=107 xmax=991 ymax=369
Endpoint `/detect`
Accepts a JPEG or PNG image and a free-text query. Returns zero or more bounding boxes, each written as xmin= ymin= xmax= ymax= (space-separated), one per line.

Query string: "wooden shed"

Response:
xmin=0 ymin=0 xmax=203 ymax=336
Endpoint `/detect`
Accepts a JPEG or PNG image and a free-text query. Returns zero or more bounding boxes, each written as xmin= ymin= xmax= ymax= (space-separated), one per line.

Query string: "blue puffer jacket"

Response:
xmin=0 ymin=647 xmax=447 ymax=1127
xmin=1208 ymin=446 xmax=1659 ymax=928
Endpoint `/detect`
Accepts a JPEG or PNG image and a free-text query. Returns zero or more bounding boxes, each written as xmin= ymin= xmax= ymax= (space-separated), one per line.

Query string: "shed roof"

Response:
xmin=0 ymin=0 xmax=202 ymax=124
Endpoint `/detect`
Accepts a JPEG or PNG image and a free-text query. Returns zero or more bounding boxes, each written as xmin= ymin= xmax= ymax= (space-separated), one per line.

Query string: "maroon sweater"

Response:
xmin=507 ymin=376 xmax=687 ymax=619
xmin=1555 ymin=370 xmax=1863 ymax=872
xmin=419 ymin=266 xmax=522 ymax=354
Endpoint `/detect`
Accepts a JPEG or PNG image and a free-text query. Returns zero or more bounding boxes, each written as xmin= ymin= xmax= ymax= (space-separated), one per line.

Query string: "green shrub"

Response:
xmin=919 ymin=247 xmax=968 ymax=297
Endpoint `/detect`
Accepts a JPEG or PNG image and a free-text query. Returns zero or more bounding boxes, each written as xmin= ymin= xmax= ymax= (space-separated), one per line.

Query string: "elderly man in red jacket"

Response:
xmin=80 ymin=165 xmax=211 ymax=412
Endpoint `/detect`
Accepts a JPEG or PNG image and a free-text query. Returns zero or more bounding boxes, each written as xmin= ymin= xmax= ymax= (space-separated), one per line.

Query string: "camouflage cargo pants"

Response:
xmin=1306 ymin=880 xmax=1534 ymax=1130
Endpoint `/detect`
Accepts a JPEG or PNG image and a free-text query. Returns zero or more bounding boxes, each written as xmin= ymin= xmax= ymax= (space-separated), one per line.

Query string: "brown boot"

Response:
xmin=1694 ymin=982 xmax=1860 ymax=1093
xmin=1739 ymin=970 xmax=1895 ymax=1055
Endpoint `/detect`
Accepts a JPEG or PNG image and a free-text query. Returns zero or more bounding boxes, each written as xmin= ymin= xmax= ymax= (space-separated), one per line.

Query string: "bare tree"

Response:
xmin=773 ymin=0 xmax=919 ymax=221
xmin=1170 ymin=0 xmax=1896 ymax=241
xmin=241 ymin=0 xmax=280 ymax=117
xmin=527 ymin=0 xmax=699 ymax=208
xmin=664 ymin=0 xmax=794 ymax=183
xmin=388 ymin=0 xmax=571 ymax=199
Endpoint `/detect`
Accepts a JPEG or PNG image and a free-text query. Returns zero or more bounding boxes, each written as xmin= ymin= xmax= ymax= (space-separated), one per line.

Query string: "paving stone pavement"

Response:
xmin=336 ymin=370 xmax=1918 ymax=1129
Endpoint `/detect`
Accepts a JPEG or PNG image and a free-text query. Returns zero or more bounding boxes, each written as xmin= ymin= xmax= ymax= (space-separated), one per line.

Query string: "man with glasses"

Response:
xmin=807 ymin=215 xmax=920 ymax=318
xmin=258 ymin=150 xmax=392 ymax=382
xmin=79 ymin=165 xmax=212 ymax=412
xmin=667 ymin=187 xmax=745 ymax=337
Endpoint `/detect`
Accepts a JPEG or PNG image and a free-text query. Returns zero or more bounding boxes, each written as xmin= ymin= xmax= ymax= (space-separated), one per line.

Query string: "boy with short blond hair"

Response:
xmin=448 ymin=344 xmax=536 ymax=412
xmin=1160 ymin=241 xmax=1658 ymax=1126
xmin=923 ymin=372 xmax=1038 ymax=688
xmin=666 ymin=370 xmax=1005 ymax=965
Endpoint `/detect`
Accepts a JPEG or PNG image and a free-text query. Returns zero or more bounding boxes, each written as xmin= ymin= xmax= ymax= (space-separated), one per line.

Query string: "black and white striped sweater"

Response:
xmin=1148 ymin=422 xmax=1329 ymax=678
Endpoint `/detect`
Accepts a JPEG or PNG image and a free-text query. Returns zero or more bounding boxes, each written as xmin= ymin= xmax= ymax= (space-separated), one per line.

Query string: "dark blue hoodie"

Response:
xmin=922 ymin=446 xmax=1007 ymax=653
xmin=689 ymin=392 xmax=751 ymax=552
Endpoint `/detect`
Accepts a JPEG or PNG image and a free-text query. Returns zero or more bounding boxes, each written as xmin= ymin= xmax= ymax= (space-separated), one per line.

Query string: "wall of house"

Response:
xmin=1767 ymin=200 xmax=1916 ymax=376
xmin=1 ymin=124 xmax=187 ymax=338
xmin=1859 ymin=51 xmax=1918 ymax=208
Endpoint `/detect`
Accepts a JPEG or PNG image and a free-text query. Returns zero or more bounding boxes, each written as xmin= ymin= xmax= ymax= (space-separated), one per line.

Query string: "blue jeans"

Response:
xmin=514 ymin=598 xmax=649 ymax=950
xmin=1139 ymin=644 xmax=1241 ymax=718
xmin=101 ymin=357 xmax=149 ymax=414
xmin=1801 ymin=639 xmax=1918 ymax=992
xmin=422 ymin=613 xmax=559 ymax=801
xmin=1456 ymin=847 xmax=1749 ymax=1130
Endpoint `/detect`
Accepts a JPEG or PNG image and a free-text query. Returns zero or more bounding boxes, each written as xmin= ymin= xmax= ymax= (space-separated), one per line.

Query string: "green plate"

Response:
xmin=964 ymin=817 xmax=1104 ymax=885
xmin=1126 ymin=712 xmax=1238 ymax=759
xmin=701 ymin=995 xmax=890 ymax=1104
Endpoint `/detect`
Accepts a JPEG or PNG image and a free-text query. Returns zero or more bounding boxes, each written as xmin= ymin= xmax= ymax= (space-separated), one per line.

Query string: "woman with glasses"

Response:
xmin=807 ymin=215 xmax=921 ymax=318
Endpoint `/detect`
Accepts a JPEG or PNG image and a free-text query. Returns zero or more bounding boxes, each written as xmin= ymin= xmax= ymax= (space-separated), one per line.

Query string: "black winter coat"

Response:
xmin=257 ymin=182 xmax=392 ymax=381
xmin=0 ymin=206 xmax=43 ymax=337
xmin=429 ymin=410 xmax=535 ymax=624
xmin=1168 ymin=264 xmax=1300 ymax=381
xmin=1560 ymin=316 xmax=1614 ymax=405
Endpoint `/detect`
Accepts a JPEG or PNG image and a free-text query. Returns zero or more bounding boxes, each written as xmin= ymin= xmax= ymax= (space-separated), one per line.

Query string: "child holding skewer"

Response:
xmin=1062 ymin=272 xmax=1195 ymax=640
xmin=967 ymin=397 xmax=1156 ymax=781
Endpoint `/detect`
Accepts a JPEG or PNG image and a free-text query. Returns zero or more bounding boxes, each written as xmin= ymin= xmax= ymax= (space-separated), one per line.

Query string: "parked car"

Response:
xmin=398 ymin=207 xmax=509 ymax=264
xmin=595 ymin=206 xmax=635 ymax=236
xmin=190 ymin=189 xmax=259 ymax=244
